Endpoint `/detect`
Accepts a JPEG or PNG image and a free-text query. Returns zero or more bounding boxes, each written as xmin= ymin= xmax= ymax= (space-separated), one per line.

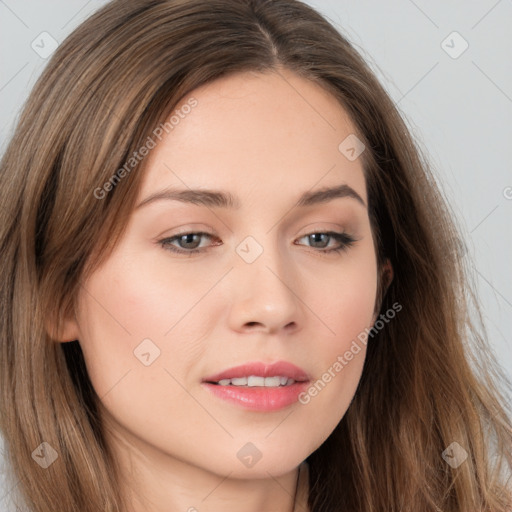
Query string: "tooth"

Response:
xmin=216 ymin=376 xmax=296 ymax=387
xmin=247 ymin=376 xmax=265 ymax=387
xmin=264 ymin=376 xmax=281 ymax=387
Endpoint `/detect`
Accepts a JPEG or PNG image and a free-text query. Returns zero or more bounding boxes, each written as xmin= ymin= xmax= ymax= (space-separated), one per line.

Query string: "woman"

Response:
xmin=0 ymin=0 xmax=510 ymax=511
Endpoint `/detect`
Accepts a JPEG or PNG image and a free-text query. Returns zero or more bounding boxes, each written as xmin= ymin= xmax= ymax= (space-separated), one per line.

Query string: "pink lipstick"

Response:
xmin=202 ymin=361 xmax=310 ymax=411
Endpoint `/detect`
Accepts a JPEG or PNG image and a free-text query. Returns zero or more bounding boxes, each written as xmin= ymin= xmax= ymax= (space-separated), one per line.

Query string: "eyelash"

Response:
xmin=158 ymin=231 xmax=356 ymax=256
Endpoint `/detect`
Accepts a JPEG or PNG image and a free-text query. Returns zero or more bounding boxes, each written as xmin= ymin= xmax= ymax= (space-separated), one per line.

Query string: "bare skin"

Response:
xmin=57 ymin=67 xmax=392 ymax=512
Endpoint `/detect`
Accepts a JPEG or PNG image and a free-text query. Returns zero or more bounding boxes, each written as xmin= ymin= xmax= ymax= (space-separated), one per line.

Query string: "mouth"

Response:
xmin=211 ymin=376 xmax=298 ymax=387
xmin=201 ymin=361 xmax=310 ymax=411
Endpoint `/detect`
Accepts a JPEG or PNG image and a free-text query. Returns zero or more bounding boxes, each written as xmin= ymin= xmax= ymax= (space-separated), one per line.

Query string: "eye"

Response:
xmin=158 ymin=230 xmax=356 ymax=256
xmin=295 ymin=231 xmax=356 ymax=254
xmin=158 ymin=232 xmax=220 ymax=255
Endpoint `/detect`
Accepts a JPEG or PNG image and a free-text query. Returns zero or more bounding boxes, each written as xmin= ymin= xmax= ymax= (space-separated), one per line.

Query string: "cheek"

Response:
xmin=78 ymin=245 xmax=210 ymax=353
xmin=306 ymin=241 xmax=378 ymax=348
xmin=294 ymin=246 xmax=377 ymax=434
xmin=74 ymin=241 xmax=218 ymax=424
xmin=75 ymin=260 xmax=205 ymax=447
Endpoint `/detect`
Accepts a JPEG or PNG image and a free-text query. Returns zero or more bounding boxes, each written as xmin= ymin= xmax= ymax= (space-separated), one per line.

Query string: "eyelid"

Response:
xmin=157 ymin=229 xmax=357 ymax=255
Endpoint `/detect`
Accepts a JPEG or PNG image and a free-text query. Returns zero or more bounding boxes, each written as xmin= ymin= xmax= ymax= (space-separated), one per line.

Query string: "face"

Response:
xmin=62 ymin=69 xmax=383 ymax=479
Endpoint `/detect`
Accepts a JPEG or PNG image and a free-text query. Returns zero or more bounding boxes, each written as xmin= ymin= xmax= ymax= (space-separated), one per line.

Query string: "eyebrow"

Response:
xmin=135 ymin=183 xmax=366 ymax=210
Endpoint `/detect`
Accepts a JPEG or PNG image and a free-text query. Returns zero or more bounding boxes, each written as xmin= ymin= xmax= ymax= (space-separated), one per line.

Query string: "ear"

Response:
xmin=46 ymin=302 xmax=81 ymax=343
xmin=381 ymin=258 xmax=394 ymax=293
xmin=372 ymin=258 xmax=394 ymax=324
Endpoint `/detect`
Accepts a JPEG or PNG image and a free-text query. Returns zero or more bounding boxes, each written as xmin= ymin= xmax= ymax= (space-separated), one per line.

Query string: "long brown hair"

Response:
xmin=0 ymin=0 xmax=510 ymax=510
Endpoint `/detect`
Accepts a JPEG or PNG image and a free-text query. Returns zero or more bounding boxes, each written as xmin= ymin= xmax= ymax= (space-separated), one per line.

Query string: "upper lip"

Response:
xmin=203 ymin=361 xmax=310 ymax=383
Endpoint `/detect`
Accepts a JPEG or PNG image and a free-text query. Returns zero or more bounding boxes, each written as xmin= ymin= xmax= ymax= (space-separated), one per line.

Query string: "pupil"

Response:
xmin=311 ymin=233 xmax=328 ymax=248
xmin=181 ymin=234 xmax=200 ymax=249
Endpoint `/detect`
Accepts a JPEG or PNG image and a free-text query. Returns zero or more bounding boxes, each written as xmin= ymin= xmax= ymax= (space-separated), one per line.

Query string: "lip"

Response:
xmin=202 ymin=361 xmax=311 ymax=412
xmin=202 ymin=360 xmax=310 ymax=383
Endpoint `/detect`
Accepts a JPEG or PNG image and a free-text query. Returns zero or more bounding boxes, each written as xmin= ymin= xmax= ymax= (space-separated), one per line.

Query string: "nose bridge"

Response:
xmin=235 ymin=232 xmax=290 ymax=289
xmin=228 ymin=231 xmax=301 ymax=333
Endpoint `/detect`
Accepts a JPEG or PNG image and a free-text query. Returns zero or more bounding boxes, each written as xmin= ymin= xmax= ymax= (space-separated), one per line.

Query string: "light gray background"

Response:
xmin=1 ymin=0 xmax=511 ymax=508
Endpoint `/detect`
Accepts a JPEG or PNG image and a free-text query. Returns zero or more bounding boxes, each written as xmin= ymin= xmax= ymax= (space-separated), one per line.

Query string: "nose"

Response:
xmin=227 ymin=240 xmax=303 ymax=335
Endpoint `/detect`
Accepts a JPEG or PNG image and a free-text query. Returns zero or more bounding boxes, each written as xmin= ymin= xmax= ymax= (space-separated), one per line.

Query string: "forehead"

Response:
xmin=138 ymin=69 xmax=367 ymax=207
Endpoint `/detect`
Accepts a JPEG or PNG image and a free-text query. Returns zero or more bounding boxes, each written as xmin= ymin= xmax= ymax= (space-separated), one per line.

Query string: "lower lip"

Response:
xmin=202 ymin=382 xmax=309 ymax=411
